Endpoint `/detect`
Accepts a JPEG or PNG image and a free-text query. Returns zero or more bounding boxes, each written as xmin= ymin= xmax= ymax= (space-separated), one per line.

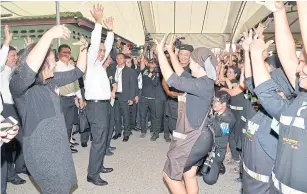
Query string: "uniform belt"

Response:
xmin=243 ymin=162 xmax=269 ymax=183
xmin=86 ymin=100 xmax=109 ymax=103
xmin=272 ymin=172 xmax=306 ymax=194
xmin=60 ymin=95 xmax=75 ymax=98
xmin=142 ymin=96 xmax=155 ymax=100
xmin=230 ymin=105 xmax=243 ymax=111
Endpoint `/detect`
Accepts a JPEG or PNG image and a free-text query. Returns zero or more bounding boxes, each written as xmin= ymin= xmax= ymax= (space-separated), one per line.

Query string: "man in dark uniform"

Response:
xmin=201 ymin=91 xmax=236 ymax=185
xmin=139 ymin=60 xmax=160 ymax=140
xmin=162 ymin=44 xmax=194 ymax=142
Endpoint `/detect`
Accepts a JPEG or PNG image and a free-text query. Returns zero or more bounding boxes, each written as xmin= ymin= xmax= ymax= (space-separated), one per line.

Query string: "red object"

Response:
xmin=127 ymin=43 xmax=131 ymax=48
xmin=236 ymin=45 xmax=241 ymax=51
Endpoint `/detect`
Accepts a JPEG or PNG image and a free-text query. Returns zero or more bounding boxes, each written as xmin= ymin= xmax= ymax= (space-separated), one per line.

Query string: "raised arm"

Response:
xmin=249 ymin=36 xmax=274 ymax=88
xmin=297 ymin=2 xmax=307 ymax=56
xmin=102 ymin=17 xmax=115 ymax=63
xmin=87 ymin=4 xmax=104 ymax=65
xmin=259 ymin=1 xmax=298 ymax=87
xmin=54 ymin=37 xmax=88 ymax=87
xmin=0 ymin=25 xmax=13 ymax=70
xmin=167 ymin=35 xmax=184 ymax=76
xmin=10 ymin=25 xmax=70 ymax=96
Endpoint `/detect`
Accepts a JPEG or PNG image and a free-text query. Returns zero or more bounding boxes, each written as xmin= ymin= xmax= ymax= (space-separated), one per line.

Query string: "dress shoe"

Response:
xmin=123 ymin=136 xmax=129 ymax=142
xmin=219 ymin=163 xmax=226 ymax=175
xmin=109 ymin=146 xmax=116 ymax=151
xmin=81 ymin=142 xmax=87 ymax=147
xmin=71 ymin=148 xmax=78 ymax=153
xmin=101 ymin=167 xmax=113 ymax=173
xmin=105 ymin=149 xmax=114 ymax=156
xmin=164 ymin=136 xmax=171 ymax=143
xmin=8 ymin=176 xmax=26 ymax=185
xmin=87 ymin=176 xmax=108 ymax=186
xmin=150 ymin=134 xmax=159 ymax=141
xmin=112 ymin=133 xmax=121 ymax=140
xmin=140 ymin=133 xmax=146 ymax=138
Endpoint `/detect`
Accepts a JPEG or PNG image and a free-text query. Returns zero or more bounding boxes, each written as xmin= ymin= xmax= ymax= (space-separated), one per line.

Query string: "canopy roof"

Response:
xmin=0 ymin=1 xmax=301 ymax=49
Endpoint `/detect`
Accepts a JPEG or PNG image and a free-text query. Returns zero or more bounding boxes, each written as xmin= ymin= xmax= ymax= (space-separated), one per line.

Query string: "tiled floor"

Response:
xmin=7 ymin=132 xmax=241 ymax=194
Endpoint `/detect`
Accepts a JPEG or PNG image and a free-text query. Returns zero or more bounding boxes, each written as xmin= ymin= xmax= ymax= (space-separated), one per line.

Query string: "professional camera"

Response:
xmin=145 ymin=33 xmax=153 ymax=42
xmin=175 ymin=37 xmax=185 ymax=49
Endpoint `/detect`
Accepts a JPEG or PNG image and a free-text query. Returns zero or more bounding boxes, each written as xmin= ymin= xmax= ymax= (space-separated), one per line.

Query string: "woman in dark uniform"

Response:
xmin=9 ymin=25 xmax=88 ymax=194
xmin=155 ymin=34 xmax=217 ymax=194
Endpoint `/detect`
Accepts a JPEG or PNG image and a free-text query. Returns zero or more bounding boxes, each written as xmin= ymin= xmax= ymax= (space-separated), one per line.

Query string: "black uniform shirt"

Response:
xmin=141 ymin=67 xmax=156 ymax=98
xmin=167 ymin=71 xmax=214 ymax=129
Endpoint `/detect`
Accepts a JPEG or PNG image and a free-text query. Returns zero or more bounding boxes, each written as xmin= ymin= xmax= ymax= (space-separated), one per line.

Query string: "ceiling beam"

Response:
xmin=138 ymin=1 xmax=155 ymax=33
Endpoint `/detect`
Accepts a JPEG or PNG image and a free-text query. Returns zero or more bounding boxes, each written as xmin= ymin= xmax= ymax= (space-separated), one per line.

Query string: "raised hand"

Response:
xmin=167 ymin=34 xmax=175 ymax=51
xmin=242 ymin=29 xmax=253 ymax=51
xmin=154 ymin=33 xmax=170 ymax=53
xmin=256 ymin=1 xmax=285 ymax=12
xmin=250 ymin=34 xmax=274 ymax=53
xmin=24 ymin=37 xmax=34 ymax=48
xmin=253 ymin=22 xmax=266 ymax=40
xmin=91 ymin=4 xmax=104 ymax=24
xmin=104 ymin=17 xmax=114 ymax=31
xmin=49 ymin=25 xmax=71 ymax=40
xmin=4 ymin=25 xmax=13 ymax=46
xmin=72 ymin=36 xmax=89 ymax=51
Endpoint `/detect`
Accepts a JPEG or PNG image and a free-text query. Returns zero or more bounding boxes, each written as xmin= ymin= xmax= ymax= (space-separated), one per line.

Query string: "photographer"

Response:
xmin=201 ymin=91 xmax=235 ymax=185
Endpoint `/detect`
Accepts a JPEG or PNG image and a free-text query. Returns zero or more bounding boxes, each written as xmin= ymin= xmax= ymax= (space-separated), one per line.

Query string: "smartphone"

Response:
xmin=0 ymin=116 xmax=18 ymax=132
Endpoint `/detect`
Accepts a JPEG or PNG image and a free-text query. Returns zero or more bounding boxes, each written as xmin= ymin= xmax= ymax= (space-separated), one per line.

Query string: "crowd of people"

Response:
xmin=1 ymin=1 xmax=307 ymax=194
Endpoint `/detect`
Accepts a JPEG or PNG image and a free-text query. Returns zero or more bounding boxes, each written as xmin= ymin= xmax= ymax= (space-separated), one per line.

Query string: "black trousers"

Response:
xmin=229 ymin=131 xmax=240 ymax=161
xmin=114 ymin=95 xmax=130 ymax=137
xmin=2 ymin=104 xmax=26 ymax=181
xmin=129 ymin=102 xmax=137 ymax=130
xmin=60 ymin=96 xmax=76 ymax=140
xmin=202 ymin=147 xmax=227 ymax=185
xmin=107 ymin=104 xmax=115 ymax=148
xmin=86 ymin=101 xmax=110 ymax=178
xmin=1 ymin=146 xmax=7 ymax=194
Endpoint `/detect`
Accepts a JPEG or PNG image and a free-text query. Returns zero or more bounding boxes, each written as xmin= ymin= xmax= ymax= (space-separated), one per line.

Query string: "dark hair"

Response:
xmin=116 ymin=53 xmax=125 ymax=58
xmin=58 ymin=44 xmax=71 ymax=53
xmin=215 ymin=90 xmax=230 ymax=104
xmin=125 ymin=55 xmax=131 ymax=60
xmin=9 ymin=46 xmax=16 ymax=51
xmin=16 ymin=43 xmax=52 ymax=74
xmin=228 ymin=66 xmax=241 ymax=81
xmin=17 ymin=48 xmax=25 ymax=57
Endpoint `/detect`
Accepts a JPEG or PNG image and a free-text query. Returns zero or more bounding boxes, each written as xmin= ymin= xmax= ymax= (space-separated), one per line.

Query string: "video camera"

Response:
xmin=175 ymin=37 xmax=185 ymax=49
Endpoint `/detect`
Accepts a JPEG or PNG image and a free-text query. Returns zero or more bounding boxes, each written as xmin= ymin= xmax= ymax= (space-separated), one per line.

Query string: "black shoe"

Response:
xmin=150 ymin=134 xmax=159 ymax=141
xmin=123 ymin=136 xmax=129 ymax=142
xmin=72 ymin=137 xmax=76 ymax=141
xmin=105 ymin=149 xmax=114 ymax=156
xmin=109 ymin=146 xmax=116 ymax=151
xmin=87 ymin=176 xmax=108 ymax=186
xmin=164 ymin=135 xmax=171 ymax=143
xmin=70 ymin=142 xmax=79 ymax=146
xmin=140 ymin=133 xmax=146 ymax=138
xmin=8 ymin=176 xmax=26 ymax=185
xmin=220 ymin=163 xmax=226 ymax=175
xmin=71 ymin=148 xmax=78 ymax=153
xmin=112 ymin=133 xmax=121 ymax=140
xmin=101 ymin=167 xmax=113 ymax=173
xmin=81 ymin=142 xmax=87 ymax=147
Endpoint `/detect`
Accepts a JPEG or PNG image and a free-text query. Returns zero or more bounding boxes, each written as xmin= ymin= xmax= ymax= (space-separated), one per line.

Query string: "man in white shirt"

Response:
xmin=0 ymin=27 xmax=27 ymax=187
xmin=55 ymin=44 xmax=84 ymax=154
xmin=84 ymin=4 xmax=114 ymax=186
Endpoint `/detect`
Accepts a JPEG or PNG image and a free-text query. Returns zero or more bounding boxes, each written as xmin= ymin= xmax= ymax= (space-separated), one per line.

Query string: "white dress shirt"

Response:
xmin=55 ymin=60 xmax=82 ymax=98
xmin=115 ymin=66 xmax=124 ymax=93
xmin=84 ymin=24 xmax=114 ymax=100
xmin=0 ymin=45 xmax=9 ymax=120
xmin=0 ymin=65 xmax=14 ymax=104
